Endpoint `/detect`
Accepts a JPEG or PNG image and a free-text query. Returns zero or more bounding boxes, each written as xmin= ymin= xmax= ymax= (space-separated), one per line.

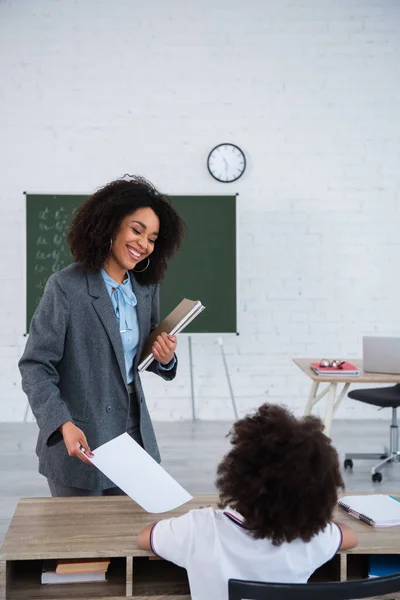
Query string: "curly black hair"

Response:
xmin=216 ymin=403 xmax=344 ymax=545
xmin=67 ymin=176 xmax=185 ymax=284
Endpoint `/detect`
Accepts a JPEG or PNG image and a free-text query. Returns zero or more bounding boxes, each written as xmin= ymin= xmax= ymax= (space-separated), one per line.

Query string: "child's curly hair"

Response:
xmin=216 ymin=403 xmax=344 ymax=545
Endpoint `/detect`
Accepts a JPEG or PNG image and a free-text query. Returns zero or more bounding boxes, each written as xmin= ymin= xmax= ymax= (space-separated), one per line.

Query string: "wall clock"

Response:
xmin=207 ymin=143 xmax=246 ymax=183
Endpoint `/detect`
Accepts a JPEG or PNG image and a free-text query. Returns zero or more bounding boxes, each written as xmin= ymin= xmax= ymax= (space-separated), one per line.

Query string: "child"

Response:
xmin=138 ymin=403 xmax=357 ymax=600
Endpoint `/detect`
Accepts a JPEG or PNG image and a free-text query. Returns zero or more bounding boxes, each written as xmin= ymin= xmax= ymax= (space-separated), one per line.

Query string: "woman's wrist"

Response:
xmin=160 ymin=356 xmax=176 ymax=369
xmin=59 ymin=421 xmax=73 ymax=435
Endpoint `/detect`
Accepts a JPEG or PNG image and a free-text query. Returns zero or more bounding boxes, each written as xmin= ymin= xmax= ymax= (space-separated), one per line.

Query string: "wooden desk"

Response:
xmin=293 ymin=358 xmax=400 ymax=436
xmin=1 ymin=494 xmax=400 ymax=599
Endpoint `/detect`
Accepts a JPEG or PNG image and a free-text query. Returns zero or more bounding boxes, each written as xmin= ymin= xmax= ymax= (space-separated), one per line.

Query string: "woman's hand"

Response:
xmin=152 ymin=332 xmax=177 ymax=366
xmin=59 ymin=421 xmax=94 ymax=465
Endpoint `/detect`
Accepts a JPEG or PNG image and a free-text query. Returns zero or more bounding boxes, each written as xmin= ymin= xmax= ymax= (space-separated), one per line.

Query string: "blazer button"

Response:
xmin=106 ymin=405 xmax=112 ymax=413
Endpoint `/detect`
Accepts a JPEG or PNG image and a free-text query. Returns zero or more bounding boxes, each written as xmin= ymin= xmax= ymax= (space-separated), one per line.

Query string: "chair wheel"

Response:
xmin=344 ymin=459 xmax=353 ymax=469
xmin=372 ymin=472 xmax=383 ymax=483
xmin=380 ymin=454 xmax=388 ymax=459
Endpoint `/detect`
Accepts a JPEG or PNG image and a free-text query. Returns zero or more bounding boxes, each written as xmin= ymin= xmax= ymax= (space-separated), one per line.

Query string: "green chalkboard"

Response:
xmin=26 ymin=194 xmax=237 ymax=334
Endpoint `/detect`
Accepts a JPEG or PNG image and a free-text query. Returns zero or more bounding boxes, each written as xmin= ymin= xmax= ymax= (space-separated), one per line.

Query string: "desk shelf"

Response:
xmin=1 ymin=552 xmax=397 ymax=600
xmin=346 ymin=554 xmax=369 ymax=581
xmin=1 ymin=556 xmax=191 ymax=600
xmin=132 ymin=558 xmax=189 ymax=597
xmin=5 ymin=557 xmax=126 ymax=600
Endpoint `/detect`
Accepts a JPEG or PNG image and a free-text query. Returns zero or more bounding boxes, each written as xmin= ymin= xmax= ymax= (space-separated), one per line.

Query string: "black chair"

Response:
xmin=344 ymin=384 xmax=400 ymax=482
xmin=228 ymin=574 xmax=400 ymax=600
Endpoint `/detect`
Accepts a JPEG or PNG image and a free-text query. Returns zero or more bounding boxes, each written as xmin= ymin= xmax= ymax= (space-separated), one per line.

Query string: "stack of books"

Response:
xmin=41 ymin=558 xmax=110 ymax=584
xmin=138 ymin=298 xmax=205 ymax=371
xmin=310 ymin=361 xmax=360 ymax=376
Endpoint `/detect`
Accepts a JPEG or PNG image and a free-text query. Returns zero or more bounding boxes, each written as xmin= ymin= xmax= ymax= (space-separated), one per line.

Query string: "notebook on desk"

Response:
xmin=338 ymin=494 xmax=400 ymax=527
xmin=310 ymin=362 xmax=360 ymax=376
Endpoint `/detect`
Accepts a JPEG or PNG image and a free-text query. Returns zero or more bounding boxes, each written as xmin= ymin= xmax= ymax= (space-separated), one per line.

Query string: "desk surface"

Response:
xmin=0 ymin=496 xmax=216 ymax=561
xmin=293 ymin=358 xmax=400 ymax=384
xmin=2 ymin=494 xmax=400 ymax=561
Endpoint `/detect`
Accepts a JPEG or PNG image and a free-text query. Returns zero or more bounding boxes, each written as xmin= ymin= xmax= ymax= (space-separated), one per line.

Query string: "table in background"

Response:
xmin=293 ymin=358 xmax=400 ymax=436
xmin=1 ymin=494 xmax=400 ymax=600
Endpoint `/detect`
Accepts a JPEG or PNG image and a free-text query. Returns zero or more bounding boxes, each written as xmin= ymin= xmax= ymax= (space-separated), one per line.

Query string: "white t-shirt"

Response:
xmin=151 ymin=507 xmax=342 ymax=600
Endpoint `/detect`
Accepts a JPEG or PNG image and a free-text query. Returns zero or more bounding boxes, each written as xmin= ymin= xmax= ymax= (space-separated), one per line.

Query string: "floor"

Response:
xmin=1 ymin=419 xmax=400 ymax=546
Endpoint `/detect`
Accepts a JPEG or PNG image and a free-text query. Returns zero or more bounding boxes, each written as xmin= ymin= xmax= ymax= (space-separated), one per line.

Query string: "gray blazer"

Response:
xmin=18 ymin=262 xmax=177 ymax=490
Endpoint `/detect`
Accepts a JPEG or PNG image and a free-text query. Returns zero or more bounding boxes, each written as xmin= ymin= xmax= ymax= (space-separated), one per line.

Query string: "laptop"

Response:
xmin=363 ymin=336 xmax=400 ymax=375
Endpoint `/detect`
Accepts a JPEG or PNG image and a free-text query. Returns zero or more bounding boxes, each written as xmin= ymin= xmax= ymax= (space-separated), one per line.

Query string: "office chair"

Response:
xmin=228 ymin=573 xmax=400 ymax=600
xmin=344 ymin=384 xmax=400 ymax=482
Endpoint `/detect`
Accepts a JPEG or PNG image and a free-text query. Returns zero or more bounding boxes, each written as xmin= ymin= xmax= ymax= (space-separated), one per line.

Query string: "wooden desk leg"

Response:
xmin=126 ymin=556 xmax=133 ymax=595
xmin=304 ymin=381 xmax=320 ymax=415
xmin=324 ymin=383 xmax=337 ymax=437
xmin=0 ymin=560 xmax=6 ymax=600
xmin=340 ymin=553 xmax=347 ymax=581
xmin=332 ymin=383 xmax=350 ymax=417
xmin=0 ymin=561 xmax=5 ymax=600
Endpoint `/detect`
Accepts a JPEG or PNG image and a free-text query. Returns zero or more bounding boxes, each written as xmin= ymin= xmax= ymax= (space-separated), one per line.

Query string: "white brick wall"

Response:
xmin=1 ymin=0 xmax=400 ymax=422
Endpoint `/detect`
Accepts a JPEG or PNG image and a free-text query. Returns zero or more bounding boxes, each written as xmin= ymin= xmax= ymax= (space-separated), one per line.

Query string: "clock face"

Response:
xmin=207 ymin=143 xmax=246 ymax=183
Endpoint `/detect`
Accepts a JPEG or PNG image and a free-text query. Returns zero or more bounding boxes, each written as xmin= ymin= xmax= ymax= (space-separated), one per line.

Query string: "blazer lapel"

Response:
xmin=86 ymin=271 xmax=127 ymax=385
xmin=129 ymin=272 xmax=151 ymax=369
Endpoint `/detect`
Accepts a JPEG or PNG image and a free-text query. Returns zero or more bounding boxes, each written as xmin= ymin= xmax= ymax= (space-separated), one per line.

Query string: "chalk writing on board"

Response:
xmin=33 ymin=205 xmax=73 ymax=307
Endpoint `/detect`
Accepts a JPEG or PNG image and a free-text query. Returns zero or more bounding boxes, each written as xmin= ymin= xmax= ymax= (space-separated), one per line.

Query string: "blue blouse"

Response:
xmin=101 ymin=269 xmax=175 ymax=384
xmin=101 ymin=269 xmax=139 ymax=384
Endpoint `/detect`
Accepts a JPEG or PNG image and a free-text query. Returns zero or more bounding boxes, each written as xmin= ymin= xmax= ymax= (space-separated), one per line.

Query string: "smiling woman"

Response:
xmin=19 ymin=176 xmax=185 ymax=497
xmin=107 ymin=208 xmax=160 ymax=279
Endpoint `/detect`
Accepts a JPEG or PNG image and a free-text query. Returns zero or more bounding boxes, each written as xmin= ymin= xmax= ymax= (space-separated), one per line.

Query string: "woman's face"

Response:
xmin=109 ymin=207 xmax=160 ymax=276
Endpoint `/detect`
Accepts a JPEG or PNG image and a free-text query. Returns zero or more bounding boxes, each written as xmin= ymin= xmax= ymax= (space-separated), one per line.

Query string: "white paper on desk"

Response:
xmin=86 ymin=433 xmax=192 ymax=513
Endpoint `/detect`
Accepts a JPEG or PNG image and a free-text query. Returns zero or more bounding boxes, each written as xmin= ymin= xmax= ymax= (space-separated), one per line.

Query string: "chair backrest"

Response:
xmin=228 ymin=574 xmax=400 ymax=600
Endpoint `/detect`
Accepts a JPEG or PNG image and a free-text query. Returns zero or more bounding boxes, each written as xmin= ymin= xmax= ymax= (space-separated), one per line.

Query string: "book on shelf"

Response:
xmin=56 ymin=557 xmax=110 ymax=574
xmin=138 ymin=298 xmax=205 ymax=372
xmin=338 ymin=494 xmax=400 ymax=528
xmin=41 ymin=560 xmax=108 ymax=584
xmin=310 ymin=361 xmax=360 ymax=376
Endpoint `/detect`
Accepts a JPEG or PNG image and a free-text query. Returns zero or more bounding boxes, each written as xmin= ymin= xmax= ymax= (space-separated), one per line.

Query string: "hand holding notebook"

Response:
xmin=138 ymin=298 xmax=205 ymax=371
xmin=338 ymin=494 xmax=400 ymax=527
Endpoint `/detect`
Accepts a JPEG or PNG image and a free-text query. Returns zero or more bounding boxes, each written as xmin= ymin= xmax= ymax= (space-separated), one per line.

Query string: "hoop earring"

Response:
xmin=135 ymin=257 xmax=150 ymax=273
xmin=109 ymin=238 xmax=113 ymax=252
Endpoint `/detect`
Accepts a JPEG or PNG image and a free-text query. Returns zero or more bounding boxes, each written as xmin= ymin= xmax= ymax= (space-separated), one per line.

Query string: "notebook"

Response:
xmin=56 ymin=558 xmax=110 ymax=574
xmin=338 ymin=494 xmax=400 ymax=527
xmin=42 ymin=560 xmax=107 ymax=584
xmin=138 ymin=298 xmax=205 ymax=371
xmin=310 ymin=362 xmax=360 ymax=376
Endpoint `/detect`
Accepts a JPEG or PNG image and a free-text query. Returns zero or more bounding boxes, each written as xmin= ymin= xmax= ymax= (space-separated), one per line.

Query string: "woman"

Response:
xmin=19 ymin=176 xmax=185 ymax=496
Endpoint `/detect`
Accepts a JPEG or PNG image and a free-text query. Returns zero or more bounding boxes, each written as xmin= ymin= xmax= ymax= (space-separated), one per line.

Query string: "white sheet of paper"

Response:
xmin=86 ymin=433 xmax=192 ymax=513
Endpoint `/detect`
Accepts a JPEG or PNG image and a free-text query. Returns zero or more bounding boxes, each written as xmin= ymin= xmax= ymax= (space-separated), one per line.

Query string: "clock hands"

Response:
xmin=207 ymin=144 xmax=246 ymax=182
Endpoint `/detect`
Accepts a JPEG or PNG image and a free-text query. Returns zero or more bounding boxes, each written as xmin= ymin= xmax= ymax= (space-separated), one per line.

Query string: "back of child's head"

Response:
xmin=216 ymin=403 xmax=344 ymax=546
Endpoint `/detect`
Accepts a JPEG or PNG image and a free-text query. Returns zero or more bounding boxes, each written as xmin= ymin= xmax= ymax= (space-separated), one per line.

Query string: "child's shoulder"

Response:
xmin=183 ymin=506 xmax=227 ymax=526
xmin=184 ymin=506 xmax=244 ymax=531
xmin=187 ymin=506 xmax=222 ymax=520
